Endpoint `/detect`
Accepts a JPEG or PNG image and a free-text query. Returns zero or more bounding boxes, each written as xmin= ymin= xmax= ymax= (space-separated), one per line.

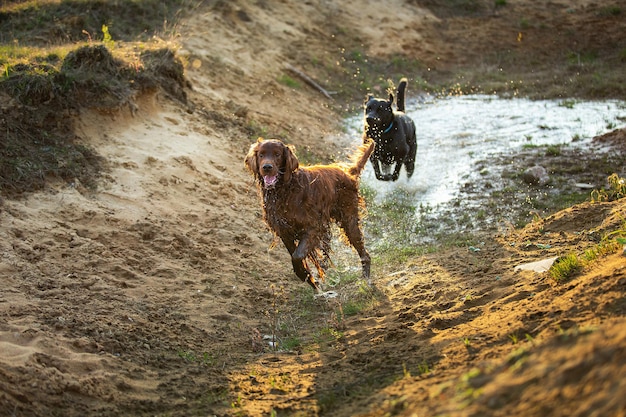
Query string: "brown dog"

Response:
xmin=244 ymin=138 xmax=374 ymax=291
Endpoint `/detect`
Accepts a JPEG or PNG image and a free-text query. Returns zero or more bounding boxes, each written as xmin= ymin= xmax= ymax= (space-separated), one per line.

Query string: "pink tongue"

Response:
xmin=263 ymin=175 xmax=277 ymax=187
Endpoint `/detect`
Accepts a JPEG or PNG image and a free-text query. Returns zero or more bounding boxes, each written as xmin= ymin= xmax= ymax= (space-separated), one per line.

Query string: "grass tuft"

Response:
xmin=0 ymin=42 xmax=187 ymax=197
xmin=0 ymin=0 xmax=195 ymax=198
xmin=549 ymin=253 xmax=582 ymax=283
xmin=591 ymin=173 xmax=626 ymax=202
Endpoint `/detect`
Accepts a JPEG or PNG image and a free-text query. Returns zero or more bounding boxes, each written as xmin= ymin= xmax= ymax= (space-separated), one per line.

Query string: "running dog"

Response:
xmin=244 ymin=138 xmax=374 ymax=291
xmin=363 ymin=78 xmax=417 ymax=181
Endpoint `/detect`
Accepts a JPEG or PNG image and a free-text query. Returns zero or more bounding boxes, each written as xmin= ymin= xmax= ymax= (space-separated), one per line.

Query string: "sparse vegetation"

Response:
xmin=550 ymin=253 xmax=583 ymax=282
xmin=0 ymin=3 xmax=189 ymax=197
xmin=1 ymin=1 xmax=625 ymax=416
xmin=177 ymin=350 xmax=218 ymax=366
xmin=277 ymin=74 xmax=300 ymax=89
xmin=549 ymin=223 xmax=624 ymax=283
xmin=598 ymin=6 xmax=622 ymax=16
xmin=591 ymin=173 xmax=626 ymax=202
xmin=545 ymin=144 xmax=562 ymax=156
xmin=463 ymin=337 xmax=472 ymax=348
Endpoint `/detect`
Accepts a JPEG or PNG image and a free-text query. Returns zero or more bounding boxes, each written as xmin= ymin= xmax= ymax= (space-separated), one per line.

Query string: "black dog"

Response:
xmin=363 ymin=78 xmax=417 ymax=181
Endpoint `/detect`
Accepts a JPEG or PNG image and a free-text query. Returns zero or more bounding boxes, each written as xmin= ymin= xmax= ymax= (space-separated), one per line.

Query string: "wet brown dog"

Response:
xmin=244 ymin=138 xmax=374 ymax=291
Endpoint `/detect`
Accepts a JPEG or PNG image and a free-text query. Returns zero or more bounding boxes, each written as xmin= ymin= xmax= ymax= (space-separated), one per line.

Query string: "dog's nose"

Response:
xmin=366 ymin=116 xmax=379 ymax=124
xmin=262 ymin=163 xmax=273 ymax=172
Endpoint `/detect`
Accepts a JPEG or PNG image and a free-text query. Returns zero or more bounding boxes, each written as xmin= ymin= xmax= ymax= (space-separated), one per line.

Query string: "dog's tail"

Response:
xmin=396 ymin=78 xmax=408 ymax=113
xmin=348 ymin=140 xmax=375 ymax=177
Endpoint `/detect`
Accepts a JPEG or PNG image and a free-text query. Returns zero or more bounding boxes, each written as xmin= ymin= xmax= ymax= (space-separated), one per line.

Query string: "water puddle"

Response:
xmin=345 ymin=94 xmax=626 ymax=206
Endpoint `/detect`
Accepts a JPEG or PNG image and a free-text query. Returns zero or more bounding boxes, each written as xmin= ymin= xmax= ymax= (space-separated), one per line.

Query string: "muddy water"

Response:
xmin=345 ymin=95 xmax=626 ymax=206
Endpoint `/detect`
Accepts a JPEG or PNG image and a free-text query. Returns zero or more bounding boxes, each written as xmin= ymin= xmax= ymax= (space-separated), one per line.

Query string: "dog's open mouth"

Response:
xmin=263 ymin=175 xmax=278 ymax=188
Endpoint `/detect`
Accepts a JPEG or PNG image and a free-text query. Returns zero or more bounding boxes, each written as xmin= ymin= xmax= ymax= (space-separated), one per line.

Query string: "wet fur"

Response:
xmin=363 ymin=78 xmax=417 ymax=181
xmin=244 ymin=138 xmax=374 ymax=291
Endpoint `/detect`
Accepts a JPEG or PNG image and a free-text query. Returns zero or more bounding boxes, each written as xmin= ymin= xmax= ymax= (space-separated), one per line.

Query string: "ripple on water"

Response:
xmin=345 ymin=94 xmax=626 ymax=206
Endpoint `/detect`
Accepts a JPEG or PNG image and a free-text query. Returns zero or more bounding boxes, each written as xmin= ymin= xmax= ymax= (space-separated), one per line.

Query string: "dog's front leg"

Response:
xmin=292 ymin=235 xmax=323 ymax=291
xmin=292 ymin=234 xmax=312 ymax=264
xmin=281 ymin=236 xmax=319 ymax=290
xmin=370 ymin=155 xmax=390 ymax=181
xmin=390 ymin=161 xmax=404 ymax=181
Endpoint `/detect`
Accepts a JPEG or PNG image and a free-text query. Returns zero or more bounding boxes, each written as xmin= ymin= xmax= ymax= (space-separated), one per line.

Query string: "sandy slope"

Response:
xmin=1 ymin=1 xmax=625 ymax=416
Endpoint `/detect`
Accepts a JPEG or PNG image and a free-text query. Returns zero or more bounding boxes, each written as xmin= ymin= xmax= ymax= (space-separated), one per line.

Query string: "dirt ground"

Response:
xmin=1 ymin=0 xmax=625 ymax=416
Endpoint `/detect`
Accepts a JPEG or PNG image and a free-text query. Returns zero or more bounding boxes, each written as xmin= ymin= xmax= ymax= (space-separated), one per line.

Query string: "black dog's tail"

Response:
xmin=396 ymin=78 xmax=408 ymax=113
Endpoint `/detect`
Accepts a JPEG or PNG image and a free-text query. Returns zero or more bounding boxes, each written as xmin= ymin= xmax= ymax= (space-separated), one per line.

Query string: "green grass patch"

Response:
xmin=277 ymin=74 xmax=300 ymax=89
xmin=545 ymin=144 xmax=562 ymax=156
xmin=558 ymin=99 xmax=577 ymax=108
xmin=550 ymin=214 xmax=625 ymax=283
xmin=582 ymin=240 xmax=621 ymax=263
xmin=177 ymin=350 xmax=218 ymax=366
xmin=550 ymin=253 xmax=583 ymax=283
xmin=598 ymin=6 xmax=622 ymax=16
xmin=315 ymin=326 xmax=344 ymax=345
xmin=341 ymin=300 xmax=365 ymax=317
xmin=362 ymin=185 xmax=420 ymax=241
xmin=280 ymin=335 xmax=302 ymax=351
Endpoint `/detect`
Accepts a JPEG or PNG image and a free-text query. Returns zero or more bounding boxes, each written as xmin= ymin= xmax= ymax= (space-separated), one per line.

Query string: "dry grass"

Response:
xmin=0 ymin=1 xmax=192 ymax=197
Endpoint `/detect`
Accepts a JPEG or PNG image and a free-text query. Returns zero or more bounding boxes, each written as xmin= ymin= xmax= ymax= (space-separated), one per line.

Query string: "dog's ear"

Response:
xmin=244 ymin=138 xmax=263 ymax=181
xmin=282 ymin=143 xmax=299 ymax=183
xmin=364 ymin=94 xmax=374 ymax=104
xmin=388 ymin=93 xmax=395 ymax=105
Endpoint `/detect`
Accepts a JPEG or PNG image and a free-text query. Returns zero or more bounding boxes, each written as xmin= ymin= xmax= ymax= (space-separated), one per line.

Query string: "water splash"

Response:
xmin=345 ymin=94 xmax=626 ymax=206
